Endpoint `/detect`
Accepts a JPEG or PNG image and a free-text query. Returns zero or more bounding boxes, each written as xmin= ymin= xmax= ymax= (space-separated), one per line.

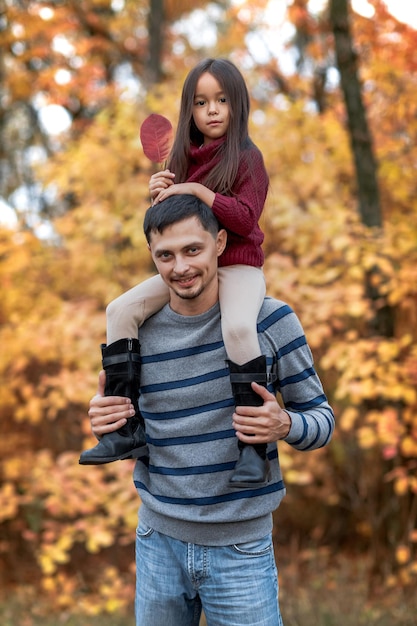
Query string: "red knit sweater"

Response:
xmin=187 ymin=138 xmax=268 ymax=268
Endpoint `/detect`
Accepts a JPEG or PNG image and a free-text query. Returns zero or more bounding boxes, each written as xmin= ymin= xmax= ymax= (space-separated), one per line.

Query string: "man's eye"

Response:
xmin=188 ymin=247 xmax=199 ymax=254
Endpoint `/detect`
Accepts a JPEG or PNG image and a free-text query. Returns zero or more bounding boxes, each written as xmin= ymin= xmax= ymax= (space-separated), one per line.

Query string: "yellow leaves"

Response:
xmin=321 ymin=335 xmax=417 ymax=419
xmin=86 ymin=526 xmax=115 ymax=554
xmin=376 ymin=408 xmax=404 ymax=447
xmin=355 ymin=406 xmax=412 ymax=459
xmin=2 ymin=3 xmax=417 ymax=609
xmin=39 ymin=532 xmax=74 ymax=575
xmin=0 ymin=482 xmax=19 ymax=522
xmin=15 ymin=390 xmax=43 ymax=424
xmin=394 ymin=476 xmax=409 ymax=497
xmin=285 ymin=469 xmax=313 ymax=485
xmin=376 ymin=340 xmax=400 ymax=362
xmin=340 ymin=407 xmax=359 ymax=432
xmin=42 ymin=573 xmax=78 ymax=610
xmin=385 ymin=464 xmax=417 ymax=498
xmin=396 ymin=545 xmax=411 ymax=565
xmin=40 ymin=566 xmax=134 ymax=615
xmin=358 ymin=426 xmax=377 ymax=450
xmin=401 ymin=436 xmax=417 ymax=458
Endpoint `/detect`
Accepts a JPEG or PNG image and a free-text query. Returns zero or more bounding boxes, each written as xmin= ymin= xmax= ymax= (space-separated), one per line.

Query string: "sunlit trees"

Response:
xmin=1 ymin=0 xmax=417 ymax=616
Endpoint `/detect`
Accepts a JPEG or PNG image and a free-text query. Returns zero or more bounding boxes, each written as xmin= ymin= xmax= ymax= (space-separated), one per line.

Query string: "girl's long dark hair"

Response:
xmin=167 ymin=58 xmax=251 ymax=196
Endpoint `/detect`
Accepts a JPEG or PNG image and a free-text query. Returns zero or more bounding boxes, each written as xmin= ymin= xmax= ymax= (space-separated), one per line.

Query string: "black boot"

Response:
xmin=227 ymin=355 xmax=271 ymax=488
xmin=79 ymin=338 xmax=147 ymax=465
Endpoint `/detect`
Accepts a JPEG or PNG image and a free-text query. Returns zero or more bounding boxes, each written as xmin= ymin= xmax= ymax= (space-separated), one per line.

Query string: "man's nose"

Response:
xmin=174 ymin=256 xmax=190 ymax=273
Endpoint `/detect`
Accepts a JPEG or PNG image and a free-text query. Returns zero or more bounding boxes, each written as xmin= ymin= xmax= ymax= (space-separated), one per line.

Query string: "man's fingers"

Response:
xmin=250 ymin=382 xmax=276 ymax=402
xmin=97 ymin=369 xmax=106 ymax=395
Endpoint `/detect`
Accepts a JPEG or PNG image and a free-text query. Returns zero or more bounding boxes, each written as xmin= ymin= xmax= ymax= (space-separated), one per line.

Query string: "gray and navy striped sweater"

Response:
xmin=134 ymin=297 xmax=335 ymax=546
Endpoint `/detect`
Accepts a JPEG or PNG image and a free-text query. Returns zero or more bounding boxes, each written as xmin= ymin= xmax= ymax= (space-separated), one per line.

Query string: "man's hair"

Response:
xmin=143 ymin=194 xmax=220 ymax=244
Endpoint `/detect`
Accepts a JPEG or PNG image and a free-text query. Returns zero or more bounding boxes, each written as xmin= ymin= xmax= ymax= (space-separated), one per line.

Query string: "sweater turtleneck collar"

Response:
xmin=189 ymin=136 xmax=226 ymax=163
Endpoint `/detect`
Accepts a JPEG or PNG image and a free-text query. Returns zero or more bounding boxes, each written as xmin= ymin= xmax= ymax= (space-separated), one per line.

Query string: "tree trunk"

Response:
xmin=147 ymin=0 xmax=164 ymax=84
xmin=330 ymin=0 xmax=382 ymax=228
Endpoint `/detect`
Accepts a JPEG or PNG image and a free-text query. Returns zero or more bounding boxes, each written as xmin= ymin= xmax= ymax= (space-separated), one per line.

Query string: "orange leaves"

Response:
xmin=1 ymin=0 xmax=417 ymax=610
xmin=0 ymin=483 xmax=19 ymax=523
xmin=3 ymin=447 xmax=139 ymax=610
xmin=356 ymin=408 xmax=404 ymax=456
xmin=401 ymin=436 xmax=417 ymax=459
xmin=321 ymin=331 xmax=415 ymax=404
xmin=396 ymin=544 xmax=411 ymax=565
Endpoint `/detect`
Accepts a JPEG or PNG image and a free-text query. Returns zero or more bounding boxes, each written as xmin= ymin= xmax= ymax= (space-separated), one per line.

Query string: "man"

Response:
xmin=87 ymin=194 xmax=335 ymax=626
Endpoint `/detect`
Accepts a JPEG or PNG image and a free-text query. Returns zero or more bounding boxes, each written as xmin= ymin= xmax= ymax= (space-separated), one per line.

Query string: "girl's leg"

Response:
xmin=106 ymin=274 xmax=170 ymax=343
xmin=79 ymin=275 xmax=169 ymax=466
xmin=217 ymin=265 xmax=265 ymax=364
xmin=218 ymin=266 xmax=270 ymax=489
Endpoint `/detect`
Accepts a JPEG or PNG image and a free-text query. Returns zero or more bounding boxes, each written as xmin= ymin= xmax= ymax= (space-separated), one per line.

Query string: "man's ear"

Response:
xmin=216 ymin=229 xmax=227 ymax=257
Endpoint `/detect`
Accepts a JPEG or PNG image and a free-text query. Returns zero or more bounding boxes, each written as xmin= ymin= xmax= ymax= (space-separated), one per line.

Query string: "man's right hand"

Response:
xmin=88 ymin=370 xmax=135 ymax=439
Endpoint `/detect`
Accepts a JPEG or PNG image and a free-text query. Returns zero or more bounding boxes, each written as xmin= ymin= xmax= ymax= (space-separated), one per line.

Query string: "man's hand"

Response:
xmin=88 ymin=370 xmax=135 ymax=439
xmin=232 ymin=382 xmax=292 ymax=443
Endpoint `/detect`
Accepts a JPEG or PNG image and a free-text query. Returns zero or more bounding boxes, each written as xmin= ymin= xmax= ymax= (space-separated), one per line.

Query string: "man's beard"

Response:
xmin=173 ymin=284 xmax=204 ymax=300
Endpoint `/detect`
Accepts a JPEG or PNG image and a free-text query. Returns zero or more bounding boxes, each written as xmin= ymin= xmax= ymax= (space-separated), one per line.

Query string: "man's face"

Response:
xmin=148 ymin=216 xmax=227 ymax=316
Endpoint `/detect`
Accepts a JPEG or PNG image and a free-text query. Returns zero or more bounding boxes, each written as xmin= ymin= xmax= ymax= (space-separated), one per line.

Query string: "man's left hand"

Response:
xmin=232 ymin=382 xmax=291 ymax=443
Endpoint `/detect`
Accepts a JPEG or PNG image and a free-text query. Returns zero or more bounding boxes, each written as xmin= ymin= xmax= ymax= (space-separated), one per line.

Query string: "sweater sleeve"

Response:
xmin=269 ymin=305 xmax=335 ymax=451
xmin=211 ymin=147 xmax=268 ymax=237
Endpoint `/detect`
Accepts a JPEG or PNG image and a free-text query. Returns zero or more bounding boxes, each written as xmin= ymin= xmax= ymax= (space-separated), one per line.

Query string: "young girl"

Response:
xmin=80 ymin=58 xmax=270 ymax=489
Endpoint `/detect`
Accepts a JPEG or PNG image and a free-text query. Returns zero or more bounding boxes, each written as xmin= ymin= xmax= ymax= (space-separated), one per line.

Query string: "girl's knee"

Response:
xmin=106 ymin=297 xmax=122 ymax=323
xmin=223 ymin=324 xmax=252 ymax=347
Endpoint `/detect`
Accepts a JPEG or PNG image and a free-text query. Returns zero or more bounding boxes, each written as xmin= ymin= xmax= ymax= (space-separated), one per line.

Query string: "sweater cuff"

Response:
xmin=283 ymin=411 xmax=307 ymax=446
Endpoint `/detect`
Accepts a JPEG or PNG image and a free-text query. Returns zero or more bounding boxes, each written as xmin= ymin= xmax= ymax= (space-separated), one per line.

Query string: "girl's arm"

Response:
xmin=211 ymin=149 xmax=268 ymax=237
xmin=153 ymin=181 xmax=216 ymax=207
xmin=151 ymin=147 xmax=268 ymax=237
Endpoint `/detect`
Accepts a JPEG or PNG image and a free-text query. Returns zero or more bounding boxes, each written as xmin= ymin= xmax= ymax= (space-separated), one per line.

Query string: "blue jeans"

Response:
xmin=135 ymin=521 xmax=283 ymax=626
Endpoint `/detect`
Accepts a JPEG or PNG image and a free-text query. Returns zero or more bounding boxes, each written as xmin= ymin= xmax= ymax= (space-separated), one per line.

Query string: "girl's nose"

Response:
xmin=208 ymin=101 xmax=218 ymax=114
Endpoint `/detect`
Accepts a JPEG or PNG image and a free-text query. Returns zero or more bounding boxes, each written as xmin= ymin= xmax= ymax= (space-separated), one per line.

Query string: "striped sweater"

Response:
xmin=134 ymin=297 xmax=335 ymax=546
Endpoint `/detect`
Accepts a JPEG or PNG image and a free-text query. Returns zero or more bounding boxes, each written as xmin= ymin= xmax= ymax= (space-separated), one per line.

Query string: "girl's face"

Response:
xmin=192 ymin=72 xmax=230 ymax=145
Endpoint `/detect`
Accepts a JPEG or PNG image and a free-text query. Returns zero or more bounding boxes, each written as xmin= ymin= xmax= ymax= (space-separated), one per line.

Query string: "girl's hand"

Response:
xmin=149 ymin=169 xmax=175 ymax=200
xmin=153 ymin=182 xmax=215 ymax=208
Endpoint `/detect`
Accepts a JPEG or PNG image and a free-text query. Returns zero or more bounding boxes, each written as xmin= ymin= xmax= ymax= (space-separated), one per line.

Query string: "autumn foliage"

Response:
xmin=1 ymin=0 xmax=417 ymax=618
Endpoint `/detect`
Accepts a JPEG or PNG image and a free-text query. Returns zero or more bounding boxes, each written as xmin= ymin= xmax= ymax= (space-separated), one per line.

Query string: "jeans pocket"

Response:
xmin=136 ymin=519 xmax=154 ymax=539
xmin=231 ymin=534 xmax=272 ymax=556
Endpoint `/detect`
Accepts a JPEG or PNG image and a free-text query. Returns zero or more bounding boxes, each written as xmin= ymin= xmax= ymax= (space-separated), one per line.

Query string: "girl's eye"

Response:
xmin=219 ymin=97 xmax=227 ymax=103
xmin=195 ymin=100 xmax=206 ymax=106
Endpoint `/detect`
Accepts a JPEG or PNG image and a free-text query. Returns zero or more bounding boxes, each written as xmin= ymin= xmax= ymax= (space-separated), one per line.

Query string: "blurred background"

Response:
xmin=1 ymin=0 xmax=417 ymax=624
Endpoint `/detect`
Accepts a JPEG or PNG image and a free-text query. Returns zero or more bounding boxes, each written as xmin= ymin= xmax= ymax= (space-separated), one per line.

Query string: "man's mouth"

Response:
xmin=175 ymin=274 xmax=198 ymax=287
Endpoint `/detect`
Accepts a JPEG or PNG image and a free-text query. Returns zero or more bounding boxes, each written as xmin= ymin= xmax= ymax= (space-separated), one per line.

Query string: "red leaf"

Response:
xmin=140 ymin=114 xmax=173 ymax=163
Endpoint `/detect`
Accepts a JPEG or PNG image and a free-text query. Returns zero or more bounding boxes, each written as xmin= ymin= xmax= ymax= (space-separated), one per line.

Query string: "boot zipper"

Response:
xmin=128 ymin=338 xmax=133 ymax=382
